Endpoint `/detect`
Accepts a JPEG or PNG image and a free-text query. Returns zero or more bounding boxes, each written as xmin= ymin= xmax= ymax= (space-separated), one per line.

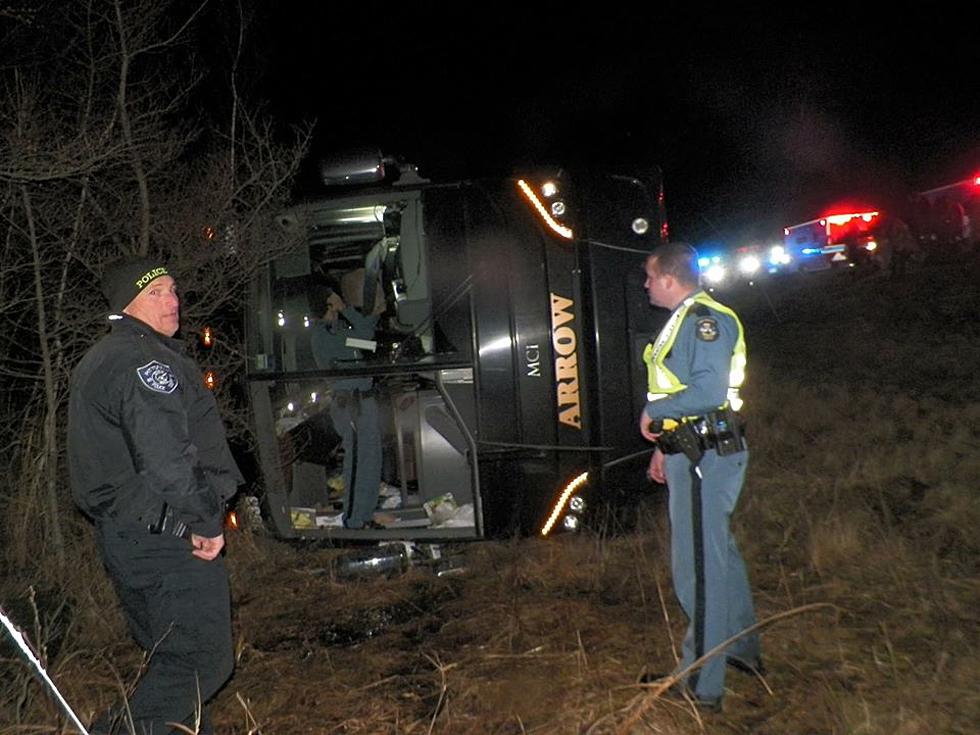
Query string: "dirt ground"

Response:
xmin=2 ymin=252 xmax=979 ymax=734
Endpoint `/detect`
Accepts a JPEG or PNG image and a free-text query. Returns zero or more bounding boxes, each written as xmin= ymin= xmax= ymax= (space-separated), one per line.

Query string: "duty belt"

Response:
xmin=656 ymin=407 xmax=746 ymax=461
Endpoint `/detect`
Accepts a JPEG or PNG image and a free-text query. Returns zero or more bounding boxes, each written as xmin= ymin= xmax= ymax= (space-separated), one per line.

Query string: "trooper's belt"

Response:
xmin=656 ymin=408 xmax=746 ymax=459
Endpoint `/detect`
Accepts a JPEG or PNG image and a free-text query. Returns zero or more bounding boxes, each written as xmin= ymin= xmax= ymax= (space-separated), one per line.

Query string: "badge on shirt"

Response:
xmin=136 ymin=360 xmax=179 ymax=394
xmin=695 ymin=317 xmax=719 ymax=342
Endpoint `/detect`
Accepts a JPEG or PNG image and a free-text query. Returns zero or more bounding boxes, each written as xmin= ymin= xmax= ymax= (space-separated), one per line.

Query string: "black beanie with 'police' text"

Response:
xmin=101 ymin=257 xmax=170 ymax=312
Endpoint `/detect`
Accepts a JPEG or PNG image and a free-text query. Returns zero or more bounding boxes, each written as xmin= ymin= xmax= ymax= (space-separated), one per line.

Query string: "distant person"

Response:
xmin=943 ymin=199 xmax=967 ymax=248
xmin=886 ymin=217 xmax=917 ymax=278
xmin=966 ymin=196 xmax=980 ymax=253
xmin=841 ymin=225 xmax=868 ymax=270
xmin=637 ymin=243 xmax=760 ymax=712
xmin=68 ymin=257 xmax=242 ymax=734
xmin=311 ymin=287 xmax=383 ymax=529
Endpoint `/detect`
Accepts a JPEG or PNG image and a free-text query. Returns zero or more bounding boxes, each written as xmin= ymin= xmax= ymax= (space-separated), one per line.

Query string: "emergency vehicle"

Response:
xmin=909 ymin=173 xmax=980 ymax=249
xmin=698 ymin=243 xmax=785 ymax=289
xmin=244 ymin=150 xmax=668 ymax=541
xmin=781 ymin=210 xmax=883 ymax=272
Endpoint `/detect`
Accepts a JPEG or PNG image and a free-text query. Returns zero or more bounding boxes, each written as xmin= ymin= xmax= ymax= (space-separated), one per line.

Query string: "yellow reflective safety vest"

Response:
xmin=643 ymin=291 xmax=746 ymax=412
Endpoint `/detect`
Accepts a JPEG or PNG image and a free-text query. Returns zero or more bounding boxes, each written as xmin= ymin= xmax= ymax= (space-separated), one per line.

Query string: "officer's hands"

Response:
xmin=327 ymin=292 xmax=346 ymax=313
xmin=190 ymin=533 xmax=225 ymax=560
xmin=639 ymin=411 xmax=661 ymax=443
xmin=647 ymin=448 xmax=666 ymax=485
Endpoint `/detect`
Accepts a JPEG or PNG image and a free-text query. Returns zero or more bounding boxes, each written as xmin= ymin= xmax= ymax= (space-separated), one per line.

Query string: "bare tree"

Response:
xmin=0 ymin=0 xmax=312 ymax=578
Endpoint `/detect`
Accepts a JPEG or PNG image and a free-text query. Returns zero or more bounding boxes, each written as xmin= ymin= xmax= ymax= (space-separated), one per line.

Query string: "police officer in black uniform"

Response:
xmin=68 ymin=257 xmax=243 ymax=734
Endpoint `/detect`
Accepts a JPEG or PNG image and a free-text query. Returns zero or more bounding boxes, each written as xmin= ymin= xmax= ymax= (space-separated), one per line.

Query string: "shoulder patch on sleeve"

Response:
xmin=692 ymin=303 xmax=711 ymax=317
xmin=695 ymin=317 xmax=719 ymax=342
xmin=136 ymin=360 xmax=179 ymax=394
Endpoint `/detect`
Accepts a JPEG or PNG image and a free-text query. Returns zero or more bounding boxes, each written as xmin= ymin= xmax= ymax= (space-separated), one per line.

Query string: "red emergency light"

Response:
xmin=824 ymin=211 xmax=879 ymax=226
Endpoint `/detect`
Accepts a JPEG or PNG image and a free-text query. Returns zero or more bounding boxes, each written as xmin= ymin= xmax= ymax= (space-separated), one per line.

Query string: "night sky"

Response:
xmin=254 ymin=4 xmax=979 ymax=247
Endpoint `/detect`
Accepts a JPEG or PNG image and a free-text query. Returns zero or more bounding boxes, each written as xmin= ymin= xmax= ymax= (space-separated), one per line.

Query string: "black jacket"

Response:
xmin=68 ymin=314 xmax=243 ymax=537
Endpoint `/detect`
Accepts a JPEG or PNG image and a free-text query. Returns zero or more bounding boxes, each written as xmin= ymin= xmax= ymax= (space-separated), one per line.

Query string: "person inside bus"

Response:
xmin=310 ymin=283 xmax=384 ymax=529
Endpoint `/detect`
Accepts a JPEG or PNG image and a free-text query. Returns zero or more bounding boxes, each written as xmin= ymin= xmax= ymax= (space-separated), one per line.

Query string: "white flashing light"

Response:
xmin=540 ymin=472 xmax=589 ymax=536
xmin=865 ymin=241 xmax=878 ymax=251
xmin=738 ymin=255 xmax=761 ymax=275
xmin=277 ymin=311 xmax=285 ymax=327
xmin=769 ymin=245 xmax=791 ymax=265
xmin=517 ymin=179 xmax=574 ymax=239
xmin=286 ymin=401 xmax=295 ymax=413
xmin=303 ymin=315 xmax=310 ymax=328
xmin=541 ymin=181 xmax=558 ymax=198
xmin=704 ymin=263 xmax=727 ymax=284
xmin=310 ymin=392 xmax=318 ymax=403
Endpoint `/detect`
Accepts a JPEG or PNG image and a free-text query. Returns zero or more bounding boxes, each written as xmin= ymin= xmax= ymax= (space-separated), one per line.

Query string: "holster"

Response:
xmin=148 ymin=503 xmax=190 ymax=539
xmin=657 ymin=421 xmax=705 ymax=465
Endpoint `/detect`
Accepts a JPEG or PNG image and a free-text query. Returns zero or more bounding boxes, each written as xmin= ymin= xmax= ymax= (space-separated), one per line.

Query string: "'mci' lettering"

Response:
xmin=550 ymin=293 xmax=581 ymax=429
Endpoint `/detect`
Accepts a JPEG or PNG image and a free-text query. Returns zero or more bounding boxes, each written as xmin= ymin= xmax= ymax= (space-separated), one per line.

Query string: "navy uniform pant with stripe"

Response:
xmin=665 ymin=448 xmax=758 ymax=700
xmin=95 ymin=524 xmax=234 ymax=734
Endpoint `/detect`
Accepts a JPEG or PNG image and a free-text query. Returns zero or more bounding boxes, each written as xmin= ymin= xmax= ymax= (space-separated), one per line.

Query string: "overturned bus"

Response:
xmin=245 ymin=150 xmax=669 ymax=541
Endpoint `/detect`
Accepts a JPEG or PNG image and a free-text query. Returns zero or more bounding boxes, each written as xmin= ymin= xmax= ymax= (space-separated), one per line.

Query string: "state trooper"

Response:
xmin=68 ymin=257 xmax=243 ymax=734
xmin=637 ymin=242 xmax=761 ymax=711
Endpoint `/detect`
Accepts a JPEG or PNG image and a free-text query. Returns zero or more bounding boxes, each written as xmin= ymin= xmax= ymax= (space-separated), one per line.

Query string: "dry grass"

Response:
xmin=2 ymin=257 xmax=979 ymax=734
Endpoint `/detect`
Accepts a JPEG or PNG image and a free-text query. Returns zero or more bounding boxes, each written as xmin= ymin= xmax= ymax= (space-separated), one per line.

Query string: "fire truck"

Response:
xmin=244 ymin=150 xmax=668 ymax=542
xmin=780 ymin=210 xmax=883 ymax=272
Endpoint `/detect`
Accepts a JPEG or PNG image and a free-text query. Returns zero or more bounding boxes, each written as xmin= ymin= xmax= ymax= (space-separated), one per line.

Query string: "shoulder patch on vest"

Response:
xmin=136 ymin=360 xmax=178 ymax=394
xmin=695 ymin=317 xmax=719 ymax=342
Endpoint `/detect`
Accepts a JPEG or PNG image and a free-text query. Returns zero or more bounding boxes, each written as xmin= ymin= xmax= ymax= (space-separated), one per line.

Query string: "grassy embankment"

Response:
xmin=2 ymin=257 xmax=977 ymax=734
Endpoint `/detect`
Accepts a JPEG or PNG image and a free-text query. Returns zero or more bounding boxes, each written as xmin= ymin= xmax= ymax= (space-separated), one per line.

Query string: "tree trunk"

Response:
xmin=21 ymin=185 xmax=67 ymax=570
